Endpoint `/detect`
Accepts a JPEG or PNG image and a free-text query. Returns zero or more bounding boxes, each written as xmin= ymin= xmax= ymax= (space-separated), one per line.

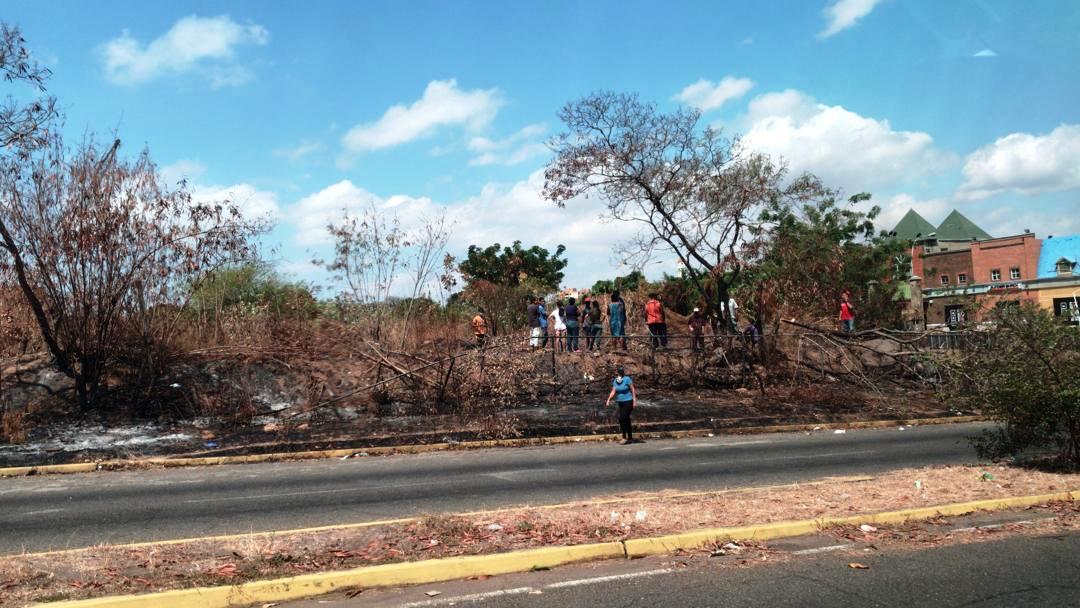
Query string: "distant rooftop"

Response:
xmin=891 ymin=209 xmax=937 ymax=241
xmin=935 ymin=210 xmax=993 ymax=241
xmin=890 ymin=208 xmax=993 ymax=242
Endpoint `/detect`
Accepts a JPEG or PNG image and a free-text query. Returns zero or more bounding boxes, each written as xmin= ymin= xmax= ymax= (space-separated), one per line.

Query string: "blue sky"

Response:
xmin=5 ymin=0 xmax=1080 ymax=291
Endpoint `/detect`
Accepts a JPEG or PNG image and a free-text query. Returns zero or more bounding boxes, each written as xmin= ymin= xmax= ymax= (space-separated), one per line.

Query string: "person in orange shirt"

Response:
xmin=644 ymin=293 xmax=667 ymax=349
xmin=471 ymin=307 xmax=488 ymax=347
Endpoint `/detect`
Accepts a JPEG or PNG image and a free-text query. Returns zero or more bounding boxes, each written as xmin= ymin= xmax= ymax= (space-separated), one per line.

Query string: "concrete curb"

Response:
xmin=1 ymin=415 xmax=984 ymax=478
xmin=38 ymin=542 xmax=625 ymax=608
xmin=624 ymin=489 xmax=1079 ymax=557
xmin=36 ymin=488 xmax=1075 ymax=608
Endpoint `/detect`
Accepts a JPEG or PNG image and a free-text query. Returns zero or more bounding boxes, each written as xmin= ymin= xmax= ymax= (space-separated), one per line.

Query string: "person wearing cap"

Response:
xmin=688 ymin=307 xmax=708 ymax=351
xmin=605 ymin=365 xmax=638 ymax=444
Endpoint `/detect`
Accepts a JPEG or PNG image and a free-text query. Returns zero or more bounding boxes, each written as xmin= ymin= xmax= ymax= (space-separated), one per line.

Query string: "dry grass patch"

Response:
xmin=1 ymin=464 xmax=1076 ymax=605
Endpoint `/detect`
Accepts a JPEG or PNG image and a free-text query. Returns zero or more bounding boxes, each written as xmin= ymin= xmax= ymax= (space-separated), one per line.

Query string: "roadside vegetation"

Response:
xmin=2 ymin=22 xmax=1075 ymax=468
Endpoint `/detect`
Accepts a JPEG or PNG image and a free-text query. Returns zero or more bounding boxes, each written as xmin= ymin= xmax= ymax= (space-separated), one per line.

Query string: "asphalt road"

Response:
xmin=0 ymin=422 xmax=988 ymax=554
xmin=337 ymin=532 xmax=1079 ymax=608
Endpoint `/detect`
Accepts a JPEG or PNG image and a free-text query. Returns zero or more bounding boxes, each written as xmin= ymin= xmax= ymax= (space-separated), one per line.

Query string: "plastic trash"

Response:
xmin=914 ymin=480 xmax=923 ymax=490
xmin=834 ymin=429 xmax=846 ymax=434
xmin=635 ymin=510 xmax=647 ymax=522
xmin=860 ymin=524 xmax=877 ymax=533
xmin=610 ymin=511 xmax=620 ymax=523
xmin=980 ymin=472 xmax=994 ymax=481
xmin=204 ymin=441 xmax=219 ymax=449
xmin=486 ymin=523 xmax=504 ymax=531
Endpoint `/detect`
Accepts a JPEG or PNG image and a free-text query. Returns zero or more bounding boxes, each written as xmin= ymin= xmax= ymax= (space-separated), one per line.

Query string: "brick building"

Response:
xmin=894 ymin=209 xmax=1044 ymax=327
xmin=970 ymin=233 xmax=1042 ymax=285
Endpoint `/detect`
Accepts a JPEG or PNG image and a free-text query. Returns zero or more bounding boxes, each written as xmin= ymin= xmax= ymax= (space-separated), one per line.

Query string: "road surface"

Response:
xmin=0 ymin=422 xmax=988 ymax=554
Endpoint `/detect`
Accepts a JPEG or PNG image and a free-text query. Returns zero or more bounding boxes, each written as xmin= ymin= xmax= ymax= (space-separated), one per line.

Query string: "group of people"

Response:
xmin=525 ymin=291 xmax=631 ymax=352
xmin=471 ymin=291 xmax=754 ymax=351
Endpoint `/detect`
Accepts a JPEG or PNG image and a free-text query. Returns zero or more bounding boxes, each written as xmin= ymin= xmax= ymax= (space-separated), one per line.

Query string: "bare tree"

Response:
xmin=0 ymin=23 xmax=57 ymax=157
xmin=544 ymin=92 xmax=828 ymax=332
xmin=0 ymin=134 xmax=265 ymax=409
xmin=319 ymin=202 xmax=408 ymax=307
xmin=407 ymin=210 xmax=452 ymax=302
xmin=318 ymin=205 xmax=455 ymax=344
xmin=400 ymin=211 xmax=452 ymax=346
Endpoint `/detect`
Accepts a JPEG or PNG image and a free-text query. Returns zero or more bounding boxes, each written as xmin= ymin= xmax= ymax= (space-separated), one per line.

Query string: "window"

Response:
xmin=957 ymin=273 xmax=967 ymax=284
xmin=940 ymin=275 xmax=950 ymax=286
xmin=1057 ymin=258 xmax=1076 ymax=277
xmin=991 ymin=269 xmax=1001 ymax=281
xmin=1010 ymin=267 xmax=1021 ymax=280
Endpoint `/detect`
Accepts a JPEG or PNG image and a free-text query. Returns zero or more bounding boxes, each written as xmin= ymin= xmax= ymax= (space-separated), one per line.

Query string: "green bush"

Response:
xmin=188 ymin=263 xmax=319 ymax=321
xmin=944 ymin=304 xmax=1080 ymax=466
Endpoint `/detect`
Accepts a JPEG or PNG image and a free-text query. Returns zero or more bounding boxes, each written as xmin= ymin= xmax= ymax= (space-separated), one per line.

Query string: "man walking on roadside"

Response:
xmin=605 ymin=365 xmax=638 ymax=444
xmin=645 ymin=293 xmax=667 ymax=349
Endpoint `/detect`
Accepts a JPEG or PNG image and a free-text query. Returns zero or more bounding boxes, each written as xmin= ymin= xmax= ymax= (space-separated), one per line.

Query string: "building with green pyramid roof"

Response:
xmin=934 ymin=209 xmax=992 ymax=241
xmin=891 ymin=209 xmax=938 ymax=241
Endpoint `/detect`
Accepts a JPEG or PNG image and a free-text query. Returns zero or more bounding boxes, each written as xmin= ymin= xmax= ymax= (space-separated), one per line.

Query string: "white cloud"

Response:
xmin=957 ymin=124 xmax=1080 ymax=200
xmin=341 ymin=80 xmax=503 ymax=156
xmin=289 ymin=180 xmax=436 ymax=246
xmin=159 ymin=159 xmax=206 ymax=185
xmin=740 ymin=89 xmax=949 ymax=192
xmin=193 ymin=183 xmax=281 ymax=222
xmin=973 ymin=48 xmax=997 ymax=58
xmin=819 ymin=0 xmax=883 ymax=39
xmin=876 ymin=193 xmax=950 ymax=231
xmin=466 ymin=123 xmax=548 ymax=166
xmin=161 ymin=160 xmax=280 ymax=221
xmin=673 ymin=77 xmax=755 ymax=112
xmin=275 ymin=140 xmax=325 ymax=162
xmin=101 ymin=15 xmax=268 ymax=86
xmin=285 ymin=170 xmax=622 ymax=288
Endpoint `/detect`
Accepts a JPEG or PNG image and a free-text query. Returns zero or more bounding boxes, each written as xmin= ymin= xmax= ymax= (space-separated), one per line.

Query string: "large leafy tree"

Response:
xmin=741 ymin=194 xmax=906 ymax=328
xmin=456 ymin=242 xmax=567 ymax=337
xmin=544 ymin=91 xmax=828 ymax=332
xmin=458 ymin=241 xmax=568 ymax=290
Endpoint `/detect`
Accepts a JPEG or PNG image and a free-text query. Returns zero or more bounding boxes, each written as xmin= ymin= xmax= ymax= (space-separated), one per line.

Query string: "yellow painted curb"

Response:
xmin=37 ymin=542 xmax=625 ymax=608
xmin=622 ymin=489 xmax=1080 ymax=557
xmin=33 ymin=489 xmax=1075 ymax=608
xmin=0 ymin=462 xmax=99 ymax=476
xmin=0 ymin=415 xmax=984 ymax=478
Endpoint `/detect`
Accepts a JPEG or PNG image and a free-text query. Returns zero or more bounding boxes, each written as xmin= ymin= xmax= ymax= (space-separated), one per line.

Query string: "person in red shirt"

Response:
xmin=644 ymin=293 xmax=667 ymax=349
xmin=839 ymin=290 xmax=856 ymax=333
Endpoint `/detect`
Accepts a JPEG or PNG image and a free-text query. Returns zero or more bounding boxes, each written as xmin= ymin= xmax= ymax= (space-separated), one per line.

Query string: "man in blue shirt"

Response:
xmin=605 ymin=365 xmax=638 ymax=444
